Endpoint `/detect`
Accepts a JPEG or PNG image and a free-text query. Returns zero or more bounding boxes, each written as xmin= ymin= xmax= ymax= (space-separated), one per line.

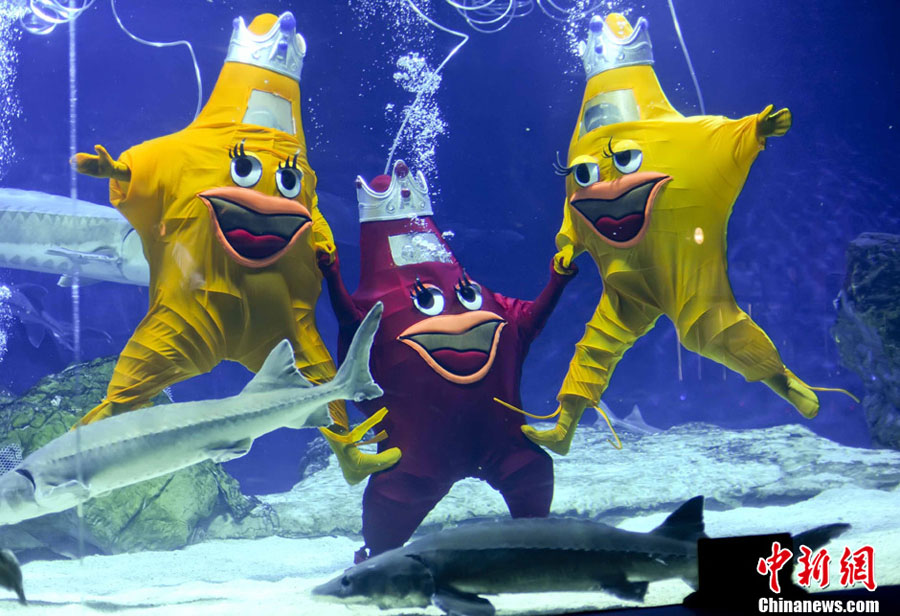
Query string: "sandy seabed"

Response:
xmin=2 ymin=487 xmax=898 ymax=615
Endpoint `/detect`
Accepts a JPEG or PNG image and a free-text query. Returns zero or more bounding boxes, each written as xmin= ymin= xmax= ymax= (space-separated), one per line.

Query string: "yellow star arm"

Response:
xmin=72 ymin=144 xmax=131 ymax=182
xmin=756 ymin=104 xmax=792 ymax=140
xmin=554 ymin=204 xmax=586 ymax=275
xmin=309 ymin=197 xmax=337 ymax=262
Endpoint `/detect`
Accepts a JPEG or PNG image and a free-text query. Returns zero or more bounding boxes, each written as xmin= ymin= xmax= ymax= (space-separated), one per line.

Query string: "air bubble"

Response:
xmin=0 ymin=284 xmax=12 ymax=365
xmin=0 ymin=4 xmax=25 ymax=180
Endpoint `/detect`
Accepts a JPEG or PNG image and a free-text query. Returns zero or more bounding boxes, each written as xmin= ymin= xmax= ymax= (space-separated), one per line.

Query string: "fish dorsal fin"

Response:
xmin=624 ymin=405 xmax=645 ymax=424
xmin=625 ymin=404 xmax=660 ymax=432
xmin=651 ymin=496 xmax=706 ymax=541
xmin=241 ymin=340 xmax=315 ymax=394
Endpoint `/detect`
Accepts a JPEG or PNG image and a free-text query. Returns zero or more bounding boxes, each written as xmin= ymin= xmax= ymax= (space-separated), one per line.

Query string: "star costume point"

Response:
xmin=527 ymin=13 xmax=853 ymax=452
xmin=320 ymin=161 xmax=575 ymax=556
xmin=73 ymin=12 xmax=393 ymax=482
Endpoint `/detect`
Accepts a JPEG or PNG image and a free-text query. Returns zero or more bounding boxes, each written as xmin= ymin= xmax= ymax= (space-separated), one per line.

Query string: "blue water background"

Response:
xmin=1 ymin=0 xmax=898 ymax=493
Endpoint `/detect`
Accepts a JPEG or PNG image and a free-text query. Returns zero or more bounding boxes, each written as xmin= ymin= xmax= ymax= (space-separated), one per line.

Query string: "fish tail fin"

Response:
xmin=332 ymin=302 xmax=384 ymax=403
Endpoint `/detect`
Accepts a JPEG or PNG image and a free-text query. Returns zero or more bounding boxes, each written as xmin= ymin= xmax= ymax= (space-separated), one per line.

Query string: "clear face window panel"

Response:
xmin=580 ymin=89 xmax=640 ymax=136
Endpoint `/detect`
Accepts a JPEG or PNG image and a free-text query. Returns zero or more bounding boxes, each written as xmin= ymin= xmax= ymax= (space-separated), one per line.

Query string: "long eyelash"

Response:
xmin=279 ymin=150 xmax=301 ymax=170
xmin=410 ymin=277 xmax=428 ymax=300
xmin=553 ymin=151 xmax=572 ymax=176
xmin=601 ymin=138 xmax=614 ymax=159
xmin=228 ymin=139 xmax=248 ymax=159
xmin=454 ymin=271 xmax=474 ymax=293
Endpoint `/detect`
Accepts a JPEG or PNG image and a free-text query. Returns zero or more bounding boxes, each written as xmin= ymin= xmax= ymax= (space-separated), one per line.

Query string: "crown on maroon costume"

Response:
xmin=355 ymin=161 xmax=460 ymax=298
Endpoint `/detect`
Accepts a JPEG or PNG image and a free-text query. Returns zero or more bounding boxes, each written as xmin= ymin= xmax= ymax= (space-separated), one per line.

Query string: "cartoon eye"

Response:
xmin=573 ymin=161 xmax=600 ymax=187
xmin=455 ymin=275 xmax=483 ymax=311
xmin=612 ymin=149 xmax=643 ymax=174
xmin=229 ymin=140 xmax=262 ymax=188
xmin=276 ymin=152 xmax=303 ymax=199
xmin=410 ymin=279 xmax=445 ymax=316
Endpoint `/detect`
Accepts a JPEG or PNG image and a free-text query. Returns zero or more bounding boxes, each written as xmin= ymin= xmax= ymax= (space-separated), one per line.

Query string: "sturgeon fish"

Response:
xmin=0 ymin=303 xmax=385 ymax=526
xmin=313 ymin=496 xmax=849 ymax=616
xmin=1 ymin=283 xmax=112 ymax=351
xmin=0 ymin=188 xmax=149 ymax=286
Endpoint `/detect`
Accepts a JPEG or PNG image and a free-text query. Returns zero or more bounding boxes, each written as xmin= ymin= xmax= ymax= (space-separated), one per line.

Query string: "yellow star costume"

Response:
xmin=74 ymin=12 xmax=398 ymax=483
xmin=524 ymin=14 xmax=855 ymax=454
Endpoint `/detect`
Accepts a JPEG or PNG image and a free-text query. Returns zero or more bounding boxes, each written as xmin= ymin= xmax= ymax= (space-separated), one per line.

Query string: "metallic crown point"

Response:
xmin=356 ymin=160 xmax=433 ymax=223
xmin=225 ymin=11 xmax=307 ymax=81
xmin=581 ymin=14 xmax=654 ymax=81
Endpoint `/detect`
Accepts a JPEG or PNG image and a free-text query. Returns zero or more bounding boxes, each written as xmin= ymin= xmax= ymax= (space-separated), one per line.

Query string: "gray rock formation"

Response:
xmin=833 ymin=232 xmax=900 ymax=450
xmin=297 ymin=435 xmax=331 ymax=481
xmin=206 ymin=421 xmax=900 ymax=541
xmin=0 ymin=356 xmax=255 ymax=558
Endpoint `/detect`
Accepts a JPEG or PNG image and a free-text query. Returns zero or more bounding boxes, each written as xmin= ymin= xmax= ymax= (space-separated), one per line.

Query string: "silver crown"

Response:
xmin=578 ymin=15 xmax=653 ymax=80
xmin=357 ymin=161 xmax=433 ymax=223
xmin=225 ymin=12 xmax=306 ymax=81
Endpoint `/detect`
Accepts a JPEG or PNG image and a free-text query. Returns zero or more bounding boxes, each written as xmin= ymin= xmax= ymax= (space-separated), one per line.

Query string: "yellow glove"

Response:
xmin=315 ymin=240 xmax=337 ymax=266
xmin=72 ymin=144 xmax=131 ymax=182
xmin=553 ymin=244 xmax=578 ymax=276
xmin=320 ymin=408 xmax=401 ymax=485
xmin=521 ymin=396 xmax=588 ymax=455
xmin=756 ymin=104 xmax=792 ymax=139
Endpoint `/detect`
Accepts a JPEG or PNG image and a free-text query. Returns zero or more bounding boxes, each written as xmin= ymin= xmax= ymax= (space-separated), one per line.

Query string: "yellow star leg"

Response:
xmin=78 ymin=304 xmax=220 ymax=426
xmin=560 ymin=289 xmax=663 ymax=404
xmin=676 ymin=299 xmax=819 ymax=418
xmin=525 ymin=290 xmax=662 ymax=454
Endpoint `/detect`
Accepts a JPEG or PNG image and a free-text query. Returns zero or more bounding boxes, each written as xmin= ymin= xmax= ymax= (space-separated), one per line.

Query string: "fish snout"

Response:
xmin=0 ymin=469 xmax=40 ymax=526
xmin=312 ymin=573 xmax=361 ymax=602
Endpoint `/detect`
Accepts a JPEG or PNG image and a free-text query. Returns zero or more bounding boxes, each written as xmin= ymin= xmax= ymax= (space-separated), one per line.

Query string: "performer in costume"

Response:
xmin=319 ymin=161 xmax=576 ymax=559
xmin=74 ymin=12 xmax=398 ymax=481
xmin=524 ymin=13 xmax=856 ymax=455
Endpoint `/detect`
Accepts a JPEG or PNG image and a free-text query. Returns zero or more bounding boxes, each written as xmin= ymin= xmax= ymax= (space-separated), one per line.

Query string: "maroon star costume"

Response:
xmin=319 ymin=161 xmax=574 ymax=557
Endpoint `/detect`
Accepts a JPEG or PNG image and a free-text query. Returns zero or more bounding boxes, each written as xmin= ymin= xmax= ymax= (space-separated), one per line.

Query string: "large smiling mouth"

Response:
xmin=398 ymin=311 xmax=506 ymax=384
xmin=570 ymin=172 xmax=671 ymax=247
xmin=198 ymin=187 xmax=312 ymax=268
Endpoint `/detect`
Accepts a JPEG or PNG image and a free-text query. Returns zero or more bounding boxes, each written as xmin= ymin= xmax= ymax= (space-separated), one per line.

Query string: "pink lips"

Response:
xmin=594 ymin=213 xmax=645 ymax=243
xmin=429 ymin=349 xmax=491 ymax=375
xmin=568 ymin=172 xmax=672 ymax=248
xmin=198 ymin=186 xmax=312 ymax=268
xmin=223 ymin=229 xmax=289 ymax=260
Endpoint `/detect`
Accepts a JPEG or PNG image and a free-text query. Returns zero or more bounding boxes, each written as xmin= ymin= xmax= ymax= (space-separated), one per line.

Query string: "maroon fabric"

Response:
xmin=321 ymin=215 xmax=573 ymax=556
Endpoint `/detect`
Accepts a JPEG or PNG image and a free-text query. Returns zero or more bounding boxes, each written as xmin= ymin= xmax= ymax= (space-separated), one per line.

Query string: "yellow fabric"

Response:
xmin=320 ymin=408 xmax=402 ymax=486
xmin=520 ymin=398 xmax=586 ymax=455
xmin=76 ymin=28 xmax=344 ymax=427
xmin=552 ymin=18 xmax=819 ymax=423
